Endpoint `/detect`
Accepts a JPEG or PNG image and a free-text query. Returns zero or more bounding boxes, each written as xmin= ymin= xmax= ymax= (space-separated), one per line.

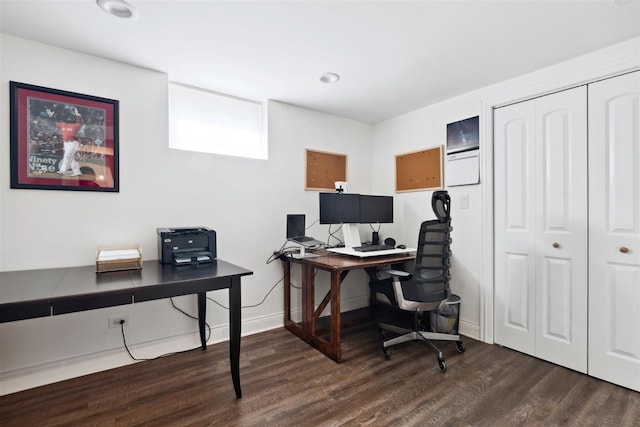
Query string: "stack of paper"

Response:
xmin=97 ymin=249 xmax=141 ymax=262
xmin=96 ymin=244 xmax=142 ymax=273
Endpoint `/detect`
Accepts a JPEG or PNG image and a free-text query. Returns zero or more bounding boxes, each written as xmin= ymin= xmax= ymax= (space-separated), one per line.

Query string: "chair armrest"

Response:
xmin=382 ymin=269 xmax=411 ymax=277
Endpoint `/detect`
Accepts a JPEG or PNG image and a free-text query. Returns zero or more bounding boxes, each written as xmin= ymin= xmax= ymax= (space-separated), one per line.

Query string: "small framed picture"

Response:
xmin=446 ymin=115 xmax=479 ymax=154
xmin=10 ymin=81 xmax=119 ymax=192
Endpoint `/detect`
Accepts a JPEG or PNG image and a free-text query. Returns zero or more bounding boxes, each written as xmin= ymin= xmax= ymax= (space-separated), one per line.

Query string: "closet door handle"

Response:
xmin=552 ymin=242 xmax=560 ymax=249
xmin=620 ymin=246 xmax=629 ymax=254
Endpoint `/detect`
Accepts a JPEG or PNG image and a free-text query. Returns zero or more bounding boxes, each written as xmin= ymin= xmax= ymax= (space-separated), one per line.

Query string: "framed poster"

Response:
xmin=10 ymin=81 xmax=119 ymax=192
xmin=446 ymin=115 xmax=479 ymax=154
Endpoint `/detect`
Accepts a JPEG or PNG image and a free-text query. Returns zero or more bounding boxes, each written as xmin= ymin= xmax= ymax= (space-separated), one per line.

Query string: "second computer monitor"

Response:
xmin=359 ymin=195 xmax=393 ymax=224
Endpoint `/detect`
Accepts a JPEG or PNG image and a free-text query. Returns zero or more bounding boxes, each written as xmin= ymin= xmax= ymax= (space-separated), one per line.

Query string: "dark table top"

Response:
xmin=288 ymin=249 xmax=416 ymax=271
xmin=0 ymin=259 xmax=253 ymax=306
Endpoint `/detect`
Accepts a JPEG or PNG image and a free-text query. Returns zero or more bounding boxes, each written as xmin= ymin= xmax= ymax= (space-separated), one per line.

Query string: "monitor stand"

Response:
xmin=342 ymin=224 xmax=362 ymax=249
xmin=291 ymin=243 xmax=320 ymax=259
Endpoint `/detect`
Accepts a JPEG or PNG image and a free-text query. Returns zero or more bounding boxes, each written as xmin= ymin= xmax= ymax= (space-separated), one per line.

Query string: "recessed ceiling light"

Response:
xmin=97 ymin=0 xmax=139 ymax=19
xmin=320 ymin=73 xmax=340 ymax=84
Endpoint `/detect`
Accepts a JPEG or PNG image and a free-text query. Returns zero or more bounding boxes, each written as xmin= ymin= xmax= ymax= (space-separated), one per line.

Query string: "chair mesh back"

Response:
xmin=400 ymin=219 xmax=451 ymax=303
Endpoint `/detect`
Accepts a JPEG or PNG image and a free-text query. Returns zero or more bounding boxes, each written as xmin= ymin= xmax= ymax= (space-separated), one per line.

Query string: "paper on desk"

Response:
xmin=97 ymin=249 xmax=141 ymax=261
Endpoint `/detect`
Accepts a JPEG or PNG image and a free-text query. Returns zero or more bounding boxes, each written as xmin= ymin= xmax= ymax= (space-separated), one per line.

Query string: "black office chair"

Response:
xmin=371 ymin=190 xmax=464 ymax=372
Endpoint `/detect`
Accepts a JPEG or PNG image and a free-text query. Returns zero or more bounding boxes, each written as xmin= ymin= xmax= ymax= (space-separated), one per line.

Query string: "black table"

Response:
xmin=0 ymin=259 xmax=253 ymax=398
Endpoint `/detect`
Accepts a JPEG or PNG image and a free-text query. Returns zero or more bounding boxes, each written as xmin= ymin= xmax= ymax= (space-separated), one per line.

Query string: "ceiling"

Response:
xmin=1 ymin=0 xmax=639 ymax=123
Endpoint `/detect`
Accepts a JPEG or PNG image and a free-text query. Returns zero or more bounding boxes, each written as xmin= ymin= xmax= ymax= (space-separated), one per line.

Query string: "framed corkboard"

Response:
xmin=395 ymin=146 xmax=443 ymax=192
xmin=306 ymin=149 xmax=347 ymax=190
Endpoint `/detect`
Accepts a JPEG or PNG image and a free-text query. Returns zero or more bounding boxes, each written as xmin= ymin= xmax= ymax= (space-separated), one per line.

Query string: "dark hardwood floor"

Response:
xmin=1 ymin=323 xmax=639 ymax=426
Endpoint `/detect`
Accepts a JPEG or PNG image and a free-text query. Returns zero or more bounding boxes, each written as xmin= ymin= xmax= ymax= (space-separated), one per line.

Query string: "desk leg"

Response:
xmin=282 ymin=260 xmax=308 ymax=342
xmin=283 ymin=259 xmax=292 ymax=324
xmin=306 ymin=269 xmax=344 ymax=362
xmin=197 ymin=292 xmax=207 ymax=350
xmin=330 ymin=270 xmax=342 ymax=362
xmin=229 ymin=277 xmax=242 ymax=398
xmin=303 ymin=264 xmax=315 ymax=338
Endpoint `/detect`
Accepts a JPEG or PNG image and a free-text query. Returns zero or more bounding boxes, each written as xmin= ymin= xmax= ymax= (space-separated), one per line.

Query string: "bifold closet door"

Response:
xmin=588 ymin=71 xmax=640 ymax=392
xmin=494 ymin=99 xmax=536 ymax=356
xmin=494 ymin=86 xmax=588 ymax=373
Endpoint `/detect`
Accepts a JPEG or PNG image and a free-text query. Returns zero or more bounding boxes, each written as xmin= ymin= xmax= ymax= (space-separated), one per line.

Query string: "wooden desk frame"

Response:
xmin=283 ymin=251 xmax=415 ymax=362
xmin=0 ymin=259 xmax=252 ymax=398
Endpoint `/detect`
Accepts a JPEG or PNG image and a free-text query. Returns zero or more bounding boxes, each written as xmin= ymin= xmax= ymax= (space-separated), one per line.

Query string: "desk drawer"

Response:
xmin=52 ymin=292 xmax=133 ymax=315
xmin=0 ymin=301 xmax=51 ymax=323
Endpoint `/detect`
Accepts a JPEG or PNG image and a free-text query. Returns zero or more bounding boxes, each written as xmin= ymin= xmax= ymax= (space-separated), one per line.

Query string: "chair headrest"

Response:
xmin=431 ymin=191 xmax=450 ymax=221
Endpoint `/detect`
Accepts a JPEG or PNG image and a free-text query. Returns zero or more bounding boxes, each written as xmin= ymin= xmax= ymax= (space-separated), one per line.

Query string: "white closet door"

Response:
xmin=534 ymin=88 xmax=588 ymax=373
xmin=494 ymin=86 xmax=588 ymax=372
xmin=588 ymin=71 xmax=640 ymax=392
xmin=495 ymin=101 xmax=537 ymax=355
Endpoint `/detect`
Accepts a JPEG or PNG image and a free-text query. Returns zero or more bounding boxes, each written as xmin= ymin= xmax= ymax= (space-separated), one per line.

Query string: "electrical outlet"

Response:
xmin=108 ymin=315 xmax=129 ymax=329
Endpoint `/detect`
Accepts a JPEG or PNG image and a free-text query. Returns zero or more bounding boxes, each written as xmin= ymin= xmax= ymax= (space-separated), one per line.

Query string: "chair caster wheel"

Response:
xmin=456 ymin=341 xmax=465 ymax=353
xmin=383 ymin=348 xmax=391 ymax=360
xmin=438 ymin=358 xmax=447 ymax=373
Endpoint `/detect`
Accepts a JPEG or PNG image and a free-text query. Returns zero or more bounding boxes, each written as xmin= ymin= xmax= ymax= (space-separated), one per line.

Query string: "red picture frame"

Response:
xmin=10 ymin=81 xmax=119 ymax=192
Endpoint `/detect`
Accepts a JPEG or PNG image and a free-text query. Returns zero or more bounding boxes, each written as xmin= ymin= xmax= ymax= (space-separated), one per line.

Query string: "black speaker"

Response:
xmin=384 ymin=237 xmax=396 ymax=247
xmin=372 ymin=231 xmax=379 ymax=245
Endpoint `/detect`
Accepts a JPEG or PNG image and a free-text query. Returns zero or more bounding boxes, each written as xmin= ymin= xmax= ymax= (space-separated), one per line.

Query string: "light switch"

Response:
xmin=460 ymin=194 xmax=469 ymax=209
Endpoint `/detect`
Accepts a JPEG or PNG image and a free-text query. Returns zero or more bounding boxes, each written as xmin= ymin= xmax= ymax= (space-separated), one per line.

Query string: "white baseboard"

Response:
xmin=0 ymin=295 xmax=480 ymax=396
xmin=459 ymin=319 xmax=480 ymax=341
xmin=0 ymin=295 xmax=370 ymax=395
xmin=0 ymin=331 xmax=195 ymax=396
xmin=0 ymin=311 xmax=285 ymax=397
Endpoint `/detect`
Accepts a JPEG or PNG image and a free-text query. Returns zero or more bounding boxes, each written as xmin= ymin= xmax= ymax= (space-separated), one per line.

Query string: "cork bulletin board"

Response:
xmin=305 ymin=149 xmax=347 ymax=190
xmin=395 ymin=146 xmax=443 ymax=192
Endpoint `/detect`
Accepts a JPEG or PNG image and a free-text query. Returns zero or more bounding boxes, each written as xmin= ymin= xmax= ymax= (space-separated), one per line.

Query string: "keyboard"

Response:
xmin=353 ymin=244 xmax=395 ymax=252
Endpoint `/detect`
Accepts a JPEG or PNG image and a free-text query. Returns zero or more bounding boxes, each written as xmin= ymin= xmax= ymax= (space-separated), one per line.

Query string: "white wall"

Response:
xmin=0 ymin=34 xmax=373 ymax=395
xmin=372 ymin=36 xmax=640 ymax=342
xmin=372 ymin=101 xmax=482 ymax=339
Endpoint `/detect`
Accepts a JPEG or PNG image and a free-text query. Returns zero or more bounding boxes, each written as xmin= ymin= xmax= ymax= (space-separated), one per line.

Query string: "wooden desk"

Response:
xmin=282 ymin=250 xmax=415 ymax=362
xmin=0 ymin=259 xmax=253 ymax=398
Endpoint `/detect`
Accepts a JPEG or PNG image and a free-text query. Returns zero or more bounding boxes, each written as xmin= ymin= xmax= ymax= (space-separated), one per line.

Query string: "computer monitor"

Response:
xmin=359 ymin=195 xmax=393 ymax=224
xmin=286 ymin=214 xmax=306 ymax=239
xmin=319 ymin=192 xmax=360 ymax=224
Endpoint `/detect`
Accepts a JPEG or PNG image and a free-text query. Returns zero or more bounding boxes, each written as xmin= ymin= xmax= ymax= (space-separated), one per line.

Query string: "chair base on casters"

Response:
xmin=378 ymin=313 xmax=464 ymax=373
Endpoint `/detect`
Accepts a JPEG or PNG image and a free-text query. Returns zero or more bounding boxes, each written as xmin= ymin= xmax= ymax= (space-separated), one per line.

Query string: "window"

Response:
xmin=169 ymin=82 xmax=267 ymax=160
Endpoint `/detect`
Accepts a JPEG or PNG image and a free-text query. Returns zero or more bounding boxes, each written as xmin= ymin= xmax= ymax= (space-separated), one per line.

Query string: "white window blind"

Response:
xmin=169 ymin=82 xmax=266 ymax=160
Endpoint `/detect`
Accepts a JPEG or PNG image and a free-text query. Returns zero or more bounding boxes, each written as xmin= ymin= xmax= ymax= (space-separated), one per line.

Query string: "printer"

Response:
xmin=157 ymin=227 xmax=216 ymax=265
